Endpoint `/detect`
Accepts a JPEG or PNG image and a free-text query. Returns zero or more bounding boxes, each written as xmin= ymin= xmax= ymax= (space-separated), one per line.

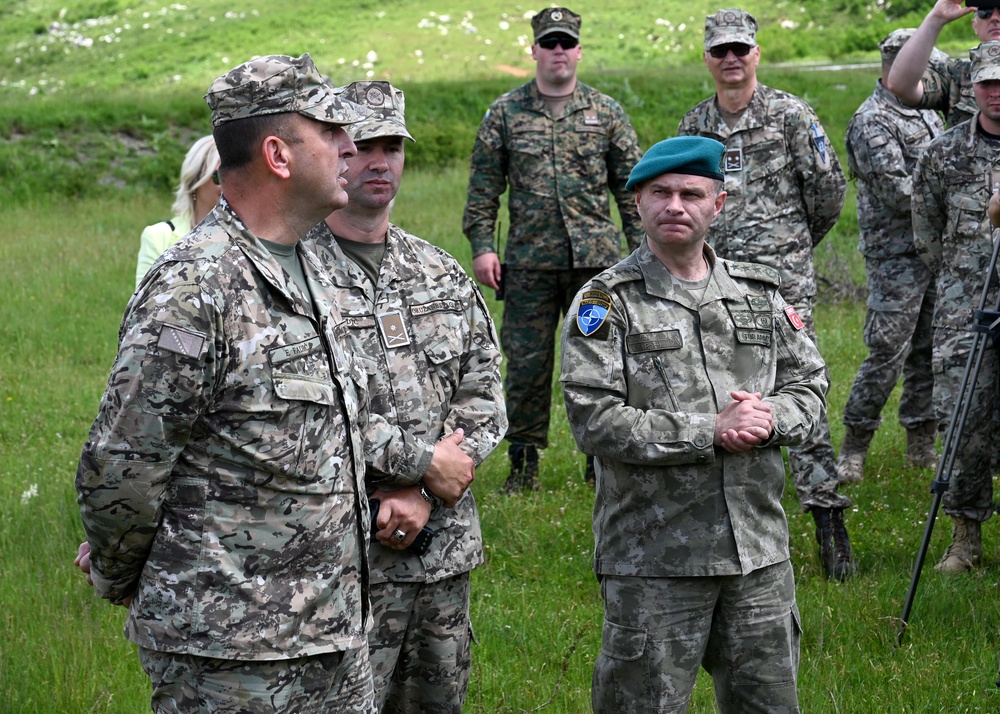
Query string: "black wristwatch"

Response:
xmin=418 ymin=482 xmax=438 ymax=506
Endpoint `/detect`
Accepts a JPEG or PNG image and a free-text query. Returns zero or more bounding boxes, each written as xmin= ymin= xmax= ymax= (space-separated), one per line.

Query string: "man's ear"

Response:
xmin=261 ymin=135 xmax=292 ymax=179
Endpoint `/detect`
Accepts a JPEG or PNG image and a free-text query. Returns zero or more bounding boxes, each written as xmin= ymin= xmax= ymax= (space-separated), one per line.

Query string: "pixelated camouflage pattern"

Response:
xmin=704 ymin=8 xmax=759 ymax=50
xmin=463 ymin=80 xmax=644 ymax=269
xmin=560 ymin=243 xmax=828 ymax=577
xmin=842 ymin=256 xmax=935 ymax=432
xmin=368 ymin=575 xmax=472 ymax=713
xmin=846 ymin=81 xmax=944 ymax=258
xmin=76 ymin=196 xmax=372 ymax=660
xmin=841 ymin=82 xmax=939 ymax=433
xmin=912 ymin=113 xmax=999 ymax=334
xmin=919 ymin=54 xmax=976 ymax=128
xmin=932 ymin=331 xmax=998 ymax=522
xmin=303 ymin=221 xmax=506 ymax=584
xmin=677 ymin=84 xmax=847 ymax=304
xmin=593 ymin=563 xmax=799 ymax=713
xmin=531 ymin=6 xmax=581 ymax=40
xmin=913 ymin=115 xmax=1000 ymax=522
xmin=205 ymin=53 xmax=371 ymax=128
xmin=337 ymin=80 xmax=415 ymax=142
xmin=138 ymin=644 xmax=375 ymax=713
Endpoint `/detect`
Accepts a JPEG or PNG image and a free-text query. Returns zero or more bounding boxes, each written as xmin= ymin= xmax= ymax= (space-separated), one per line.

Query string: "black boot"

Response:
xmin=584 ymin=455 xmax=596 ymax=488
xmin=501 ymin=445 xmax=539 ymax=494
xmin=812 ymin=507 xmax=858 ymax=581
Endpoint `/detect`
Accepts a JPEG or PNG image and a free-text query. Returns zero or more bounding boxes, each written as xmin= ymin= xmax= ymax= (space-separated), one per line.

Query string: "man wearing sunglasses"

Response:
xmin=463 ymin=7 xmax=643 ymax=493
xmin=678 ymin=8 xmax=855 ymax=582
xmin=887 ymin=0 xmax=1000 ymax=128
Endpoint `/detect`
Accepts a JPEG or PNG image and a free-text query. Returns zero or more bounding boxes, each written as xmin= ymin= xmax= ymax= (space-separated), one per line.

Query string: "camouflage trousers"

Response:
xmin=501 ymin=267 xmax=601 ymax=448
xmin=368 ymin=573 xmax=473 ymax=713
xmin=842 ymin=255 xmax=936 ymax=431
xmin=137 ymin=645 xmax=374 ymax=714
xmin=787 ymin=303 xmax=851 ymax=511
xmin=933 ymin=329 xmax=999 ymax=521
xmin=593 ymin=561 xmax=800 ymax=714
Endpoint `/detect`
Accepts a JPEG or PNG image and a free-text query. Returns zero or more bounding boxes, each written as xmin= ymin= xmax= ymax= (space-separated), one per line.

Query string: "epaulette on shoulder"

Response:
xmin=724 ymin=260 xmax=781 ymax=287
xmin=594 ymin=263 xmax=642 ymax=291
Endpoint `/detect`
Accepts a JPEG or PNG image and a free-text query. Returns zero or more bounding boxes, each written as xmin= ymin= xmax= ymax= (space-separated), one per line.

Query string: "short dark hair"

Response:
xmin=213 ymin=113 xmax=301 ymax=171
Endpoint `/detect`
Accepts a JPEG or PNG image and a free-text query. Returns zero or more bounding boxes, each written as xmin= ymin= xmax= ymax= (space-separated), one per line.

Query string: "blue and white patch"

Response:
xmin=810 ymin=122 xmax=829 ymax=168
xmin=576 ymin=289 xmax=612 ymax=337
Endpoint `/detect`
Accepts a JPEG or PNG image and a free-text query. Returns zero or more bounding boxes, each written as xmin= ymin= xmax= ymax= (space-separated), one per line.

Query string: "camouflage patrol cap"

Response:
xmin=971 ymin=41 xmax=1000 ymax=82
xmin=531 ymin=7 xmax=582 ymax=41
xmin=878 ymin=29 xmax=916 ymax=60
xmin=336 ymin=81 xmax=414 ymax=142
xmin=205 ymin=53 xmax=371 ymax=128
xmin=704 ymin=8 xmax=758 ymax=50
xmin=968 ymin=1 xmax=1000 ymax=8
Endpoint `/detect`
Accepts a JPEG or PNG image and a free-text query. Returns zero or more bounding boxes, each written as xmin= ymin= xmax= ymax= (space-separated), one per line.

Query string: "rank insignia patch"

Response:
xmin=724 ymin=148 xmax=744 ymax=172
xmin=377 ymin=311 xmax=411 ymax=348
xmin=576 ymin=289 xmax=612 ymax=338
xmin=784 ymin=305 xmax=805 ymax=331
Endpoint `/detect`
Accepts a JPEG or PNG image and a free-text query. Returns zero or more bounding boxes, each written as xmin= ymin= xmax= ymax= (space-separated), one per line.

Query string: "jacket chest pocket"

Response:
xmin=626 ymin=330 xmax=684 ymax=411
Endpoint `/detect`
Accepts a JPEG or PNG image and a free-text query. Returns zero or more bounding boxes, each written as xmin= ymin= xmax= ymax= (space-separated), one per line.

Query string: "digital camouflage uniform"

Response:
xmin=842 ymin=81 xmax=943 ymax=434
xmin=561 ymin=243 xmax=826 ymax=713
xmin=304 ymin=220 xmax=507 ymax=713
xmin=913 ymin=111 xmax=1000 ymax=522
xmin=463 ymin=79 xmax=643 ymax=451
xmin=678 ymin=83 xmax=850 ymax=513
xmin=76 ymin=197 xmax=375 ymax=711
xmin=920 ymin=53 xmax=976 ymax=128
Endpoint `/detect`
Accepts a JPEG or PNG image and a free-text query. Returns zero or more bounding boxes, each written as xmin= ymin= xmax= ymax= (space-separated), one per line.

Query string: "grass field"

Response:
xmin=5 ymin=0 xmax=1000 ymax=712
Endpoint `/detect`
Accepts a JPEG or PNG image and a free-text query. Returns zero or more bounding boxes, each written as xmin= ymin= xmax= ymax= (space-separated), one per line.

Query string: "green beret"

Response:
xmin=626 ymin=136 xmax=726 ymax=191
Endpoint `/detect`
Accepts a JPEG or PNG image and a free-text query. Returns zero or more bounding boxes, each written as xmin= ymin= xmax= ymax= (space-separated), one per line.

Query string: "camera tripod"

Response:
xmin=897 ymin=232 xmax=1000 ymax=650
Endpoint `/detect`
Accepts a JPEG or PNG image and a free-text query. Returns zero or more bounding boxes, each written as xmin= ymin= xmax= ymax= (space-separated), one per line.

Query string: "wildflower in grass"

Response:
xmin=20 ymin=484 xmax=38 ymax=506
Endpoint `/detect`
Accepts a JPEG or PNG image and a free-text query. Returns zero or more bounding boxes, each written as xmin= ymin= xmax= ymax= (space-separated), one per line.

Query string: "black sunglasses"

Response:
xmin=708 ymin=43 xmax=753 ymax=59
xmin=537 ymin=35 xmax=578 ymax=50
xmin=976 ymin=7 xmax=1000 ymax=19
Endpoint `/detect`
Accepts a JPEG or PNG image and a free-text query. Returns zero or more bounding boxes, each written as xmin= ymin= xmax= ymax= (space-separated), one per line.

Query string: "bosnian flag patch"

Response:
xmin=576 ymin=289 xmax=612 ymax=338
xmin=784 ymin=305 xmax=805 ymax=331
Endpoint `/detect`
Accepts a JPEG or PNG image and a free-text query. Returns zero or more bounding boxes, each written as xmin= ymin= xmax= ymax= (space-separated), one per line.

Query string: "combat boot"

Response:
xmin=584 ymin=455 xmax=596 ymax=488
xmin=835 ymin=425 xmax=875 ymax=484
xmin=812 ymin=507 xmax=859 ymax=581
xmin=501 ymin=444 xmax=539 ymax=494
xmin=905 ymin=422 xmax=939 ymax=469
xmin=935 ymin=518 xmax=982 ymax=574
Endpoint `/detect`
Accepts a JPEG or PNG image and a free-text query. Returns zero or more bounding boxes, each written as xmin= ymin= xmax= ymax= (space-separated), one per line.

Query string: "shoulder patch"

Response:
xmin=784 ymin=305 xmax=805 ymax=331
xmin=724 ymin=261 xmax=781 ymax=287
xmin=156 ymin=323 xmax=206 ymax=358
xmin=575 ymin=289 xmax=612 ymax=338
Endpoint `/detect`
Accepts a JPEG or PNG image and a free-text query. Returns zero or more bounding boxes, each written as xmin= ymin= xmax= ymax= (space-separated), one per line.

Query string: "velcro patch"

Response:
xmin=626 ymin=330 xmax=682 ymax=353
xmin=784 ymin=305 xmax=805 ymax=331
xmin=575 ymin=289 xmax=612 ymax=339
xmin=156 ymin=324 xmax=206 ymax=358
xmin=736 ymin=329 xmax=771 ymax=346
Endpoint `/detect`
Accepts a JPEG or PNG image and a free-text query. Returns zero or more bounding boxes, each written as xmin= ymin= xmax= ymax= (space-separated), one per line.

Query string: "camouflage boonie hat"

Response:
xmin=531 ymin=7 xmax=582 ymax=41
xmin=704 ymin=8 xmax=758 ymax=50
xmin=336 ymin=81 xmax=414 ymax=142
xmin=878 ymin=29 xmax=916 ymax=60
xmin=971 ymin=41 xmax=1000 ymax=83
xmin=205 ymin=53 xmax=371 ymax=128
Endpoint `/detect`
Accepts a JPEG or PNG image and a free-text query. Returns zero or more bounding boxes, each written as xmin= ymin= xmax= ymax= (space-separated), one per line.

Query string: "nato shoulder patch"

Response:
xmin=576 ymin=289 xmax=612 ymax=338
xmin=725 ymin=261 xmax=781 ymax=287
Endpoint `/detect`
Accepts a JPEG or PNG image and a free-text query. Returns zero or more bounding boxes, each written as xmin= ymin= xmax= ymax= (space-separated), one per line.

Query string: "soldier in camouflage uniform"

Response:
xmin=837 ymin=30 xmax=945 ymax=484
xmin=462 ymin=7 xmax=643 ymax=492
xmin=74 ymin=55 xmax=378 ymax=712
xmin=677 ymin=8 xmax=856 ymax=580
xmin=561 ymin=136 xmax=826 ymax=713
xmin=886 ymin=0 xmax=1000 ymax=128
xmin=912 ymin=42 xmax=1000 ymax=574
xmin=303 ymin=81 xmax=506 ymax=713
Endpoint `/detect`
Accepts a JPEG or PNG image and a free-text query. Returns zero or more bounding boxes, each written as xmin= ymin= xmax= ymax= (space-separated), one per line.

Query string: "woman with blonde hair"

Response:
xmin=134 ymin=134 xmax=221 ymax=286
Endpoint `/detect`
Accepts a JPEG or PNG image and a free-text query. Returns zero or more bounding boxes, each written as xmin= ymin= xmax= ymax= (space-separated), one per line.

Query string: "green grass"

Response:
xmin=4 ymin=0 xmax=1000 ymax=711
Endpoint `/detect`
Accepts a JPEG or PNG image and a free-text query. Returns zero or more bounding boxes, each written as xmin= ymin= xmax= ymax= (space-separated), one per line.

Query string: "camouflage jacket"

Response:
xmin=913 ymin=113 xmax=1000 ymax=333
xmin=846 ymin=81 xmax=944 ymax=258
xmin=462 ymin=79 xmax=644 ymax=270
xmin=76 ymin=197 xmax=372 ymax=660
xmin=919 ymin=54 xmax=976 ymax=128
xmin=303 ymin=221 xmax=506 ymax=584
xmin=560 ymin=243 xmax=827 ymax=577
xmin=678 ymin=83 xmax=846 ymax=303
